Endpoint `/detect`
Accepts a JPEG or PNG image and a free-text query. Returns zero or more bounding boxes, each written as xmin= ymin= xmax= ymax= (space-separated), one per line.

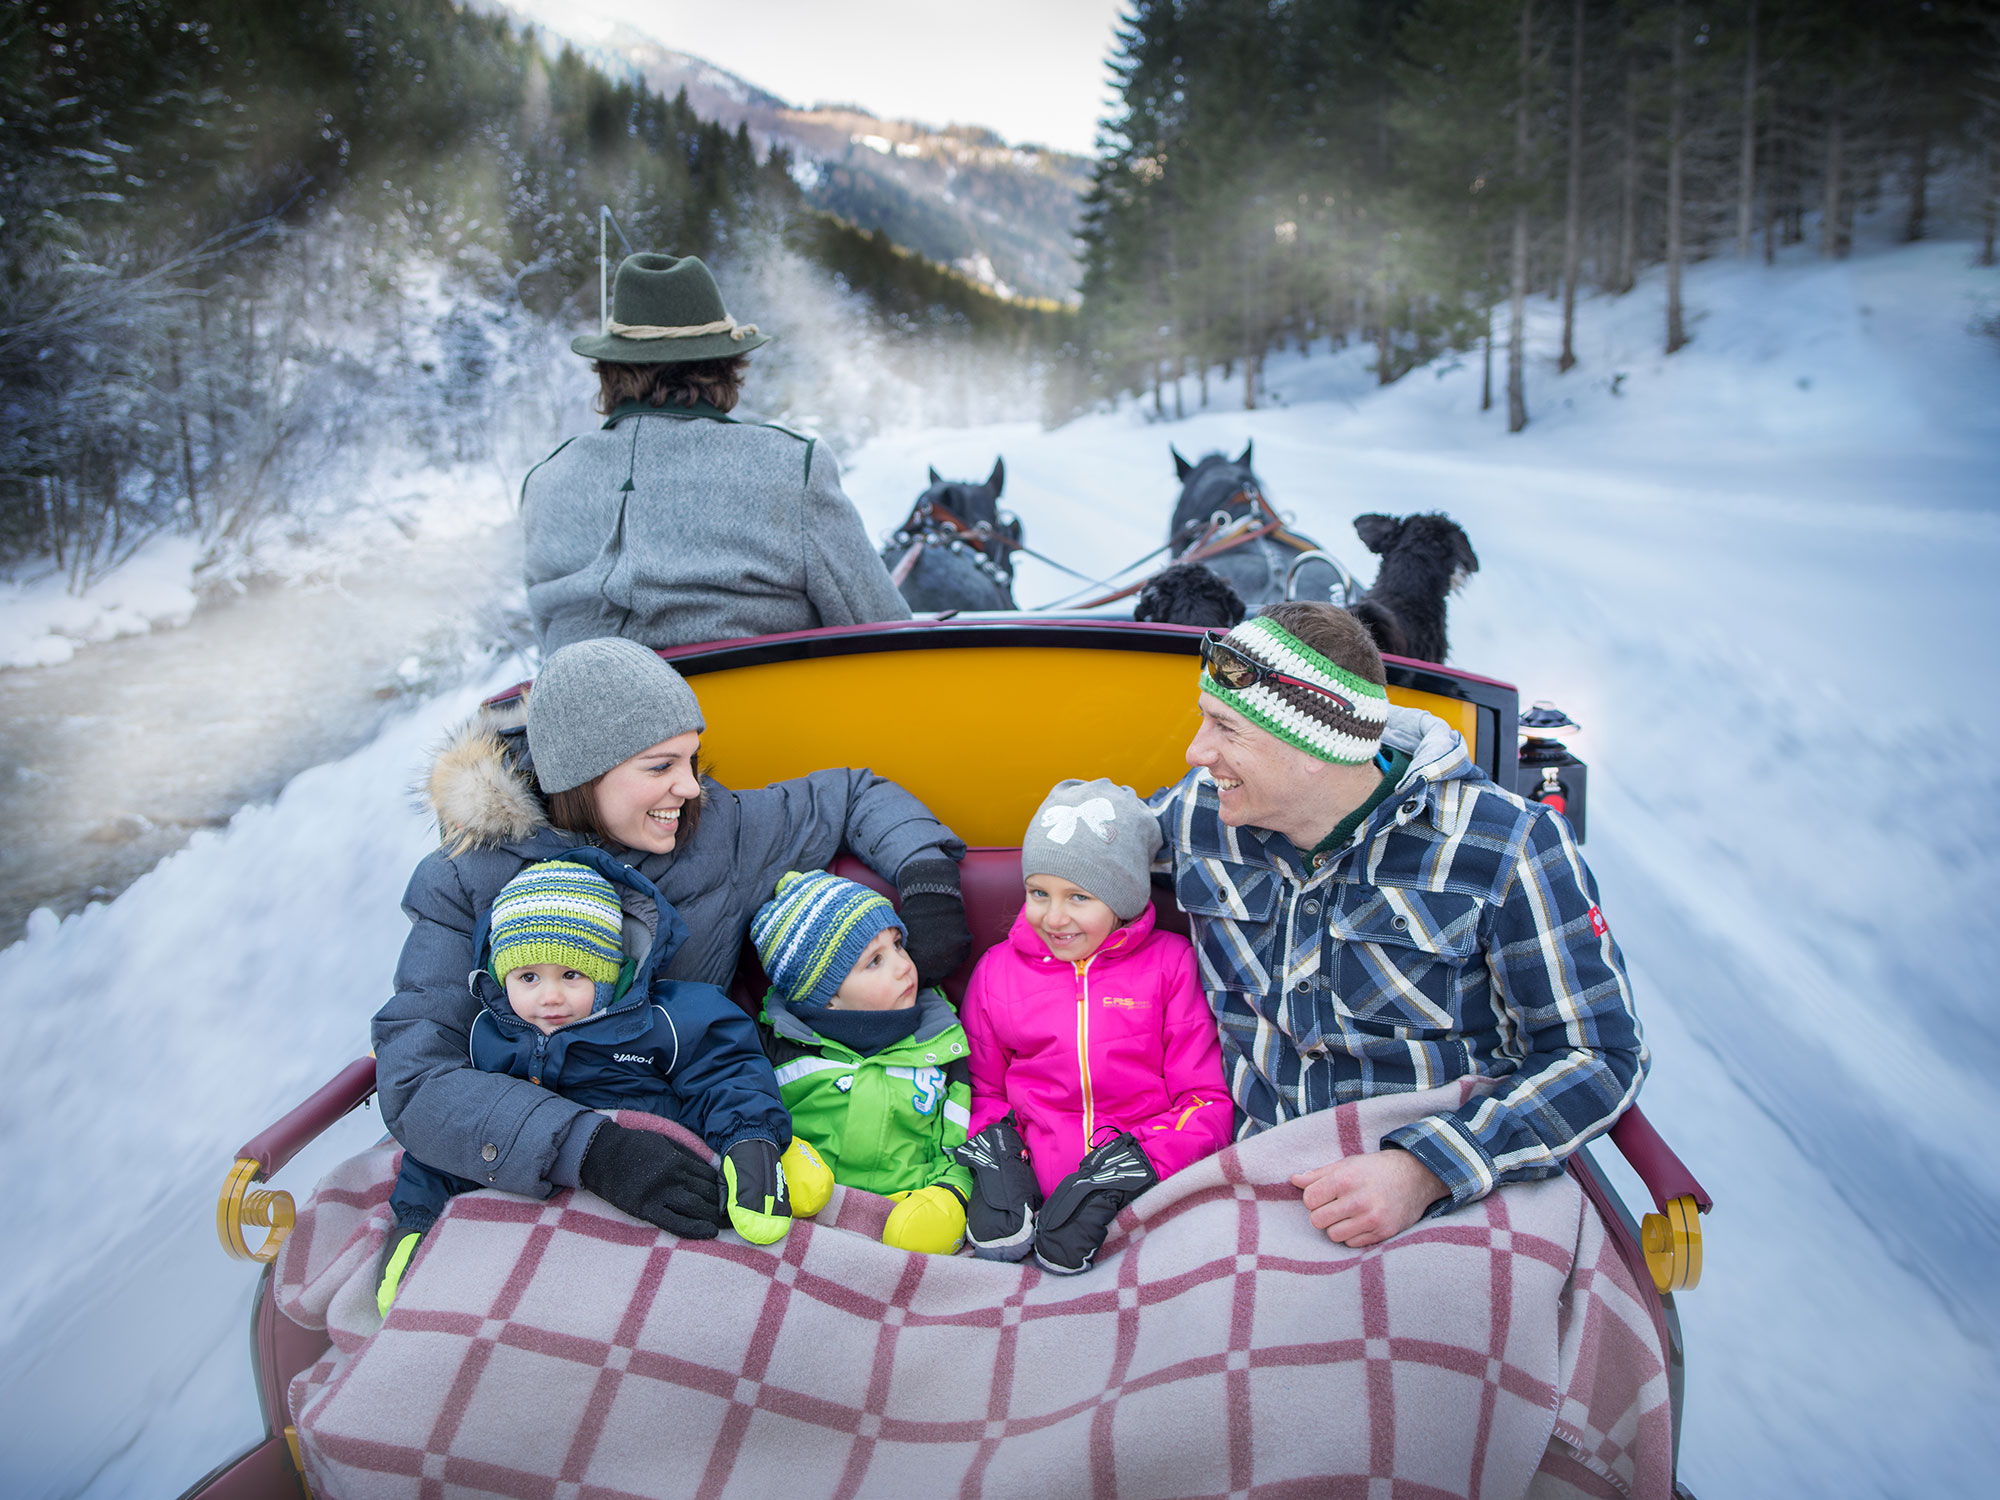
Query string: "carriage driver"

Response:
xmin=1153 ymin=602 xmax=1648 ymax=1246
xmin=521 ymin=252 xmax=912 ymax=656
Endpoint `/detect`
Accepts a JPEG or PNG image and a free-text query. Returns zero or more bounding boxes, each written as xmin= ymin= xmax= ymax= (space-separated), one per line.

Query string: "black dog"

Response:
xmin=1349 ymin=512 xmax=1478 ymax=665
xmin=1133 ymin=561 xmax=1246 ymax=630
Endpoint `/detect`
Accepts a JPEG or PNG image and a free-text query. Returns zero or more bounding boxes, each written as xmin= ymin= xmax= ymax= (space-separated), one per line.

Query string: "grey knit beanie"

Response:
xmin=1021 ymin=779 xmax=1161 ymax=923
xmin=526 ymin=637 xmax=706 ymax=794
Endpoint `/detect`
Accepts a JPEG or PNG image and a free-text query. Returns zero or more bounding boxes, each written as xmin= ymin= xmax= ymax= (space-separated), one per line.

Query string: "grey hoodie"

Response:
xmin=522 ymin=404 xmax=912 ymax=655
xmin=371 ymin=702 xmax=963 ymax=1200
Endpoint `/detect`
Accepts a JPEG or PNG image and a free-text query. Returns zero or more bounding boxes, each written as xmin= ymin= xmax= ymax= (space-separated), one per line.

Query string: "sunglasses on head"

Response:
xmin=1200 ymin=631 xmax=1355 ymax=714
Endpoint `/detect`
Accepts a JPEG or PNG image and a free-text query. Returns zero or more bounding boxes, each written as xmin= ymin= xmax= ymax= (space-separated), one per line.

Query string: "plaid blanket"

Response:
xmin=277 ymin=1083 xmax=1671 ymax=1499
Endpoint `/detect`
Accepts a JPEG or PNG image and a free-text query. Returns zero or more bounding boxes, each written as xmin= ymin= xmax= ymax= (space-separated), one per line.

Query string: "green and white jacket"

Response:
xmin=762 ymin=988 xmax=975 ymax=1201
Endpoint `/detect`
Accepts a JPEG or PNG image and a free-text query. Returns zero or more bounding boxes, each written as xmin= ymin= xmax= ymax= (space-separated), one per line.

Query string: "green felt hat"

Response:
xmin=571 ymin=253 xmax=772 ymax=365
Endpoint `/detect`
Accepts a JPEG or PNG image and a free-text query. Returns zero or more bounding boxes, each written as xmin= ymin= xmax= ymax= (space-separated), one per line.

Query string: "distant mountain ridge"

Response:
xmin=493 ymin=9 xmax=1088 ymax=304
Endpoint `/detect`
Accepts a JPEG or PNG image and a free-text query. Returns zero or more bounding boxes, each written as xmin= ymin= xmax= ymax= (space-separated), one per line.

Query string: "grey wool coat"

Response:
xmin=522 ymin=402 xmax=913 ymax=654
xmin=371 ymin=701 xmax=963 ymax=1202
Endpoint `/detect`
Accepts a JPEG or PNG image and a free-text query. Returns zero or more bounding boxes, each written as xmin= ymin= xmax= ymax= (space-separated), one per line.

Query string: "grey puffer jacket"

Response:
xmin=371 ymin=700 xmax=964 ymax=1201
xmin=522 ymin=402 xmax=912 ymax=655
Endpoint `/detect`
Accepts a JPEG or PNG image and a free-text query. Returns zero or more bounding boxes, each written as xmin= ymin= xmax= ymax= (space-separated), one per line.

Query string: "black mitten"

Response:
xmin=897 ymin=856 xmax=971 ymax=987
xmin=1032 ymin=1132 xmax=1158 ymax=1276
xmin=578 ymin=1122 xmax=726 ymax=1239
xmin=954 ymin=1114 xmax=1042 ymax=1262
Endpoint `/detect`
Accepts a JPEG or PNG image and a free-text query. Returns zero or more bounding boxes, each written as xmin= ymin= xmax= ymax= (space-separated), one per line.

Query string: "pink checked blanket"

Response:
xmin=277 ymin=1082 xmax=1671 ymax=1499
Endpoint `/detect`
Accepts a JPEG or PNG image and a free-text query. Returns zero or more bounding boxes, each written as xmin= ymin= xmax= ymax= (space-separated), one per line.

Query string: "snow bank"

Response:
xmin=0 ymin=537 xmax=203 ymax=670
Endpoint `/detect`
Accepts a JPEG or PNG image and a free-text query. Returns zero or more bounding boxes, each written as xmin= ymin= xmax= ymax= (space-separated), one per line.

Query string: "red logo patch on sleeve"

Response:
xmin=1588 ymin=906 xmax=1607 ymax=936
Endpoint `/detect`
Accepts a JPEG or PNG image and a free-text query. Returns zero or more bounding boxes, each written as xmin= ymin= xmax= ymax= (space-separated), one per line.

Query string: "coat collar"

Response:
xmin=603 ymin=399 xmax=736 ymax=428
xmin=764 ymin=985 xmax=963 ymax=1053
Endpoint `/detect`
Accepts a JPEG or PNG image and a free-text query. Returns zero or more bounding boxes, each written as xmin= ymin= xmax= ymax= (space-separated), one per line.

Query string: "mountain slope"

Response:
xmin=500 ymin=12 xmax=1089 ymax=303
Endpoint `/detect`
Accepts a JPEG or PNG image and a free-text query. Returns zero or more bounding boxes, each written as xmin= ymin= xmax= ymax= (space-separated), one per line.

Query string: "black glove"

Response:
xmin=897 ymin=856 xmax=972 ymax=987
xmin=1032 ymin=1132 xmax=1158 ymax=1276
xmin=578 ymin=1122 xmax=726 ymax=1239
xmin=954 ymin=1114 xmax=1042 ymax=1262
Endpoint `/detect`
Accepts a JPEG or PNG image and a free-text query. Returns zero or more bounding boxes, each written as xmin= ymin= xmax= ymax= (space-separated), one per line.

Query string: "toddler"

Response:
xmin=752 ymin=870 xmax=975 ymax=1255
xmin=378 ymin=857 xmax=825 ymax=1314
xmin=956 ymin=780 xmax=1230 ymax=1274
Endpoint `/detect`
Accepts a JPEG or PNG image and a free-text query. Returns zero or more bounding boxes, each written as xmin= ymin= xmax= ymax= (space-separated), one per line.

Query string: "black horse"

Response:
xmin=1163 ymin=443 xmax=1353 ymax=613
xmin=880 ymin=458 xmax=1019 ymax=613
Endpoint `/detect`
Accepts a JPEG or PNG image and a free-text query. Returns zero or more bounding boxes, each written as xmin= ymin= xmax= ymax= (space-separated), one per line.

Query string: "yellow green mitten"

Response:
xmin=376 ymin=1223 xmax=424 ymax=1318
xmin=781 ymin=1138 xmax=835 ymax=1218
xmin=723 ymin=1139 xmax=792 ymax=1245
xmin=882 ymin=1185 xmax=968 ymax=1256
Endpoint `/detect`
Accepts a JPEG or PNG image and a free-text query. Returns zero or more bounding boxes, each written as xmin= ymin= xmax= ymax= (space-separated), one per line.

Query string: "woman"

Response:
xmin=522 ymin=252 xmax=911 ymax=656
xmin=371 ymin=636 xmax=970 ymax=1237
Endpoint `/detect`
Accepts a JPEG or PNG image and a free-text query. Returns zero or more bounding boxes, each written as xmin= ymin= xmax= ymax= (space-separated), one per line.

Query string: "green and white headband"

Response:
xmin=1199 ymin=615 xmax=1390 ymax=765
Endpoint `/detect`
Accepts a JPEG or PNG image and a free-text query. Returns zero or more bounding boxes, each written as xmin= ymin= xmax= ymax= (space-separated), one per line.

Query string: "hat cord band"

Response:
xmin=606 ymin=316 xmax=760 ymax=341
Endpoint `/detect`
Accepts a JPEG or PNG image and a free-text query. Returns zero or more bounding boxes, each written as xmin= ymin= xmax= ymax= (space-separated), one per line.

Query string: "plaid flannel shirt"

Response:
xmin=1152 ymin=707 xmax=1647 ymax=1210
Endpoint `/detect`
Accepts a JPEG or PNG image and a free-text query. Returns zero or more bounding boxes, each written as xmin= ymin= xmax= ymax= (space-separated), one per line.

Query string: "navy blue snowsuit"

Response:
xmin=388 ymin=846 xmax=788 ymax=1232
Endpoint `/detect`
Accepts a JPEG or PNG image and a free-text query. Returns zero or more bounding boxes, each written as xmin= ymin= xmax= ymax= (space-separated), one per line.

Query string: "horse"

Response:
xmin=880 ymin=458 xmax=1020 ymax=613
xmin=1165 ymin=444 xmax=1353 ymax=612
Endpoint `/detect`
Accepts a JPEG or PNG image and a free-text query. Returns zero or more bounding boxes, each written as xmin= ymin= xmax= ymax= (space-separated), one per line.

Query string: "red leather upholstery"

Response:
xmin=725 ymin=848 xmax=1189 ymax=1016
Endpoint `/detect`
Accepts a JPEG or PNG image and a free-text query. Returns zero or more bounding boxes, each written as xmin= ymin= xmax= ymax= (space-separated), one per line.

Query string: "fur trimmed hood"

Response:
xmin=427 ymin=701 xmax=547 ymax=857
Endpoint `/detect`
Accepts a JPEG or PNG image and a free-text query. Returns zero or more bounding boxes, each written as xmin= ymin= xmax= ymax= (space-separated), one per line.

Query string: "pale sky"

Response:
xmin=508 ymin=1 xmax=1128 ymax=157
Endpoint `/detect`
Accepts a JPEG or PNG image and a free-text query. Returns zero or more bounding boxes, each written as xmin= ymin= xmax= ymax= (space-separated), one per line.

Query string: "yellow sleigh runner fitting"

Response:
xmin=217 ymin=1157 xmax=296 ymax=1263
xmin=1640 ymin=1194 xmax=1703 ymax=1293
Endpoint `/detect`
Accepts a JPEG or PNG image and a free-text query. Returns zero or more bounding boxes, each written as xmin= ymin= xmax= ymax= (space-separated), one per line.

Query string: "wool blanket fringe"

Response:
xmin=276 ymin=1081 xmax=1671 ymax=1499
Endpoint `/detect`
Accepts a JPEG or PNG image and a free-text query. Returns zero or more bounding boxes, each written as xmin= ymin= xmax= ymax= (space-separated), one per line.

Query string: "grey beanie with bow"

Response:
xmin=1020 ymin=779 xmax=1161 ymax=923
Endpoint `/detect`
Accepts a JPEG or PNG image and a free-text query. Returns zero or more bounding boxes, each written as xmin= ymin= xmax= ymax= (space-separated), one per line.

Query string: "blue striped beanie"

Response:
xmin=488 ymin=860 xmax=625 ymax=985
xmin=751 ymin=870 xmax=904 ymax=1010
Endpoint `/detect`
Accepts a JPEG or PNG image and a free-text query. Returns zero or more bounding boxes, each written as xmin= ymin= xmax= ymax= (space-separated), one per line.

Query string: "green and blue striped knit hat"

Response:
xmin=751 ymin=870 xmax=904 ymax=1010
xmin=1200 ymin=614 xmax=1391 ymax=765
xmin=488 ymin=860 xmax=625 ymax=986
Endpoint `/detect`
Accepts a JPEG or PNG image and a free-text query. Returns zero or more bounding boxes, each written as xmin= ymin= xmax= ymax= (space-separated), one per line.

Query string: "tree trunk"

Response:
xmin=1905 ymin=119 xmax=1931 ymax=243
xmin=1618 ymin=69 xmax=1638 ymax=294
xmin=1982 ymin=140 xmax=1996 ymax=268
xmin=1822 ymin=111 xmax=1845 ymax=257
xmin=1509 ymin=0 xmax=1532 ymax=432
xmin=1244 ymin=345 xmax=1259 ymax=409
xmin=1560 ymin=0 xmax=1584 ymax=372
xmin=1737 ymin=0 xmax=1758 ymax=257
xmin=1483 ymin=299 xmax=1495 ymax=412
xmin=1666 ymin=1 xmax=1688 ymax=354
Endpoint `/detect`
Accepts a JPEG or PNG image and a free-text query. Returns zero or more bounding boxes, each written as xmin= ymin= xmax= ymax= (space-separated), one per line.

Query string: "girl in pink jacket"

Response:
xmin=956 ymin=779 xmax=1230 ymax=1274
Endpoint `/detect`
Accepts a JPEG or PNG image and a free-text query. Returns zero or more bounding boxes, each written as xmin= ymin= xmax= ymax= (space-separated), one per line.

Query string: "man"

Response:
xmin=522 ymin=252 xmax=911 ymax=654
xmin=1153 ymin=602 xmax=1646 ymax=1247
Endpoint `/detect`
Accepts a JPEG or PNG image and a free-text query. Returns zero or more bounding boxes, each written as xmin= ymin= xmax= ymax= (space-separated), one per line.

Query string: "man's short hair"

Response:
xmin=594 ymin=355 xmax=749 ymax=416
xmin=1255 ymin=602 xmax=1386 ymax=688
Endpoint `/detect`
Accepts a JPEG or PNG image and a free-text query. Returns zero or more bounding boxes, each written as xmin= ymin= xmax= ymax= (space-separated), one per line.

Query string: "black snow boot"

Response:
xmin=1032 ymin=1132 xmax=1158 ymax=1277
xmin=954 ymin=1114 xmax=1043 ymax=1262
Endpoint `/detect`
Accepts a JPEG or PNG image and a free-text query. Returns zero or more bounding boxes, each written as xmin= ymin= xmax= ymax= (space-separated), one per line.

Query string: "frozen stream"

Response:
xmin=0 ymin=523 xmax=526 ymax=944
xmin=0 ymin=240 xmax=1994 ymax=1498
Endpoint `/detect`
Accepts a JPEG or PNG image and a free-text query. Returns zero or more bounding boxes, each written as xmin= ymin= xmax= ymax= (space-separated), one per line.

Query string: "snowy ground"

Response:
xmin=2 ymin=232 xmax=1995 ymax=1498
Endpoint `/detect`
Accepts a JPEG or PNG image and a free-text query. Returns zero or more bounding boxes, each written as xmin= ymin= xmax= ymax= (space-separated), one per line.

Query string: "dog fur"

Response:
xmin=1349 ymin=512 xmax=1479 ymax=665
xmin=1133 ymin=561 xmax=1246 ymax=630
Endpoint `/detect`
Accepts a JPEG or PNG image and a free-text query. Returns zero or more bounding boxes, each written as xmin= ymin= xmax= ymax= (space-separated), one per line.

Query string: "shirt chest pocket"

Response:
xmin=1327 ymin=887 xmax=1486 ymax=1035
xmin=1175 ymin=857 xmax=1283 ymax=993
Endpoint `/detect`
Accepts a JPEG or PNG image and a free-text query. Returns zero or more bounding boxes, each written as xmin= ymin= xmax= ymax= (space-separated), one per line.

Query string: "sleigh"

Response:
xmin=191 ymin=617 xmax=1704 ymax=1500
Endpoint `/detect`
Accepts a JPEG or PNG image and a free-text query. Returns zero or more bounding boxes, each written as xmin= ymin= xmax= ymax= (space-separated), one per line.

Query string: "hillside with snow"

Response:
xmin=1 ymin=235 xmax=1995 ymax=1498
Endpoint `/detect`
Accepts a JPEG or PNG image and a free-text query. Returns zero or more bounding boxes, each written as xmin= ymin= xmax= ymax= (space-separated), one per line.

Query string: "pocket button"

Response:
xmin=481 ymin=1143 xmax=498 ymax=1162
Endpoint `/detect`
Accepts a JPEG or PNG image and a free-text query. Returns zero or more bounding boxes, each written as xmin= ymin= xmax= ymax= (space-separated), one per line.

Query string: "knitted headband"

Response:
xmin=488 ymin=860 xmax=626 ymax=985
xmin=750 ymin=870 xmax=905 ymax=1011
xmin=1199 ymin=614 xmax=1390 ymax=765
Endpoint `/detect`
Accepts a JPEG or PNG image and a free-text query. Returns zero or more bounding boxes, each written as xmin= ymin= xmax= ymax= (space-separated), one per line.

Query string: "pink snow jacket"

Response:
xmin=961 ymin=904 xmax=1231 ymax=1198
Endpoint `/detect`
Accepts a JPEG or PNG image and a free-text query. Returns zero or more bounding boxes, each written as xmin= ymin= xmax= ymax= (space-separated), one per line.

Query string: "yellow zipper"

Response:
xmin=1075 ymin=956 xmax=1094 ymax=1147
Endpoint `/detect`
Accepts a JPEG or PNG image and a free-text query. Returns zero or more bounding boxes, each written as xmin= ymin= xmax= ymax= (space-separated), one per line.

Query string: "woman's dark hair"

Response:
xmin=545 ymin=753 xmax=707 ymax=849
xmin=593 ymin=356 xmax=749 ymax=415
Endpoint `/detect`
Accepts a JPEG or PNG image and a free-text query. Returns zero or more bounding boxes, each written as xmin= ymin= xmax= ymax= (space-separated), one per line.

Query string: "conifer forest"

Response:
xmin=1077 ymin=0 xmax=1999 ymax=422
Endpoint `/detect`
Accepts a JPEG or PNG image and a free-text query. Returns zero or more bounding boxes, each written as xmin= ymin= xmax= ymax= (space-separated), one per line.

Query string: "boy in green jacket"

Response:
xmin=751 ymin=870 xmax=974 ymax=1254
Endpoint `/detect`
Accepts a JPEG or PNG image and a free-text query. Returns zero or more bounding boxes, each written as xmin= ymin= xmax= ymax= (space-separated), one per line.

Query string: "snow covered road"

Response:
xmin=1 ymin=239 xmax=1994 ymax=1498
